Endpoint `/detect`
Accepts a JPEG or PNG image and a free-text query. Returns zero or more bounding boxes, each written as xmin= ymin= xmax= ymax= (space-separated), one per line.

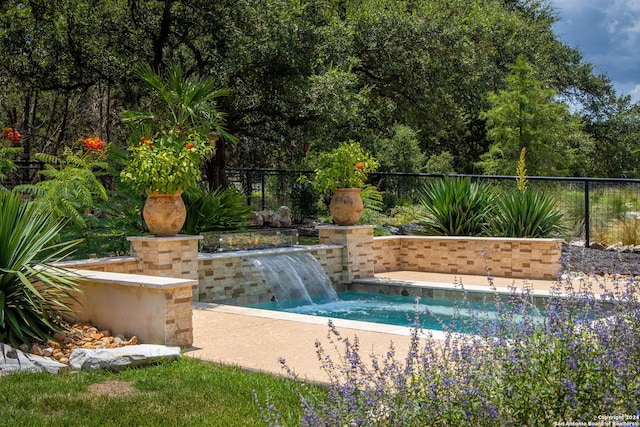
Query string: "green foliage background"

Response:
xmin=0 ymin=0 xmax=637 ymax=178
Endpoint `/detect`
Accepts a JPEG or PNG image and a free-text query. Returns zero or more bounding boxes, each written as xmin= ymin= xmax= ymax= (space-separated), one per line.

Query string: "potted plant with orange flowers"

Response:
xmin=120 ymin=64 xmax=233 ymax=237
xmin=310 ymin=141 xmax=379 ymax=226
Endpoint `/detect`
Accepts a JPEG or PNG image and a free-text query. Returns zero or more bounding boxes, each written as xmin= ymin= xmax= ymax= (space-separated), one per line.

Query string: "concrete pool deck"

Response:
xmin=185 ymin=271 xmax=589 ymax=383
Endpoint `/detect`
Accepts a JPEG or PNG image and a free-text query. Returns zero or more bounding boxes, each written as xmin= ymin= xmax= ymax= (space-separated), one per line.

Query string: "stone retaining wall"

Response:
xmin=372 ymin=236 xmax=563 ymax=280
xmin=56 ymin=231 xmax=563 ymax=350
xmin=196 ymin=245 xmax=344 ymax=305
xmin=64 ymin=269 xmax=196 ymax=347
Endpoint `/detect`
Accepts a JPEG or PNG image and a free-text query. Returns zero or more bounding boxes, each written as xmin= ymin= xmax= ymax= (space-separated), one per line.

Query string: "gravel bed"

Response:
xmin=562 ymin=244 xmax=640 ymax=276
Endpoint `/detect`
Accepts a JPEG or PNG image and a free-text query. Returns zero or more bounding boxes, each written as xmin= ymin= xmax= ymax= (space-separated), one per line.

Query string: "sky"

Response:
xmin=550 ymin=0 xmax=640 ymax=102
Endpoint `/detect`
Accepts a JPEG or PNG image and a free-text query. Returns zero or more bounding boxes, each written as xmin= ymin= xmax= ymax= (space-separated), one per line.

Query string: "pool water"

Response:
xmin=250 ymin=291 xmax=542 ymax=331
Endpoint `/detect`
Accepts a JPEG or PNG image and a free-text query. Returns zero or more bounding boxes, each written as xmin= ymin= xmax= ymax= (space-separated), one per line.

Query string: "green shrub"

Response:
xmin=489 ymin=189 xmax=569 ymax=238
xmin=0 ymin=143 xmax=20 ymax=188
xmin=417 ymin=177 xmax=494 ymax=236
xmin=290 ymin=179 xmax=320 ymax=221
xmin=181 ymin=186 xmax=253 ymax=234
xmin=0 ymin=190 xmax=82 ymax=346
xmin=375 ymin=124 xmax=425 ymax=173
xmin=389 ymin=204 xmax=429 ymax=224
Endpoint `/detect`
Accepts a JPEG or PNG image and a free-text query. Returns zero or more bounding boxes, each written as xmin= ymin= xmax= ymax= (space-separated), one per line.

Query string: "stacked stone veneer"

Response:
xmin=196 ymin=245 xmax=344 ymax=305
xmin=318 ymin=225 xmax=375 ymax=282
xmin=372 ymin=236 xmax=563 ymax=280
xmin=56 ymin=230 xmax=563 ymax=349
xmin=195 ymin=226 xmax=376 ymax=305
xmin=128 ymin=236 xmax=201 ymax=281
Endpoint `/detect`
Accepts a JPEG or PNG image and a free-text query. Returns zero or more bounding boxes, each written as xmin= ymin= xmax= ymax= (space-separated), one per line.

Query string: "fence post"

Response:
xmin=244 ymin=169 xmax=252 ymax=206
xmin=584 ymin=179 xmax=590 ymax=248
xmin=261 ymin=172 xmax=266 ymax=210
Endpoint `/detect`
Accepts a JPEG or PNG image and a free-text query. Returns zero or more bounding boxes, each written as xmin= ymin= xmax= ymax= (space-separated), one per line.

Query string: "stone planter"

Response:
xmin=329 ymin=188 xmax=364 ymax=226
xmin=143 ymin=191 xmax=186 ymax=237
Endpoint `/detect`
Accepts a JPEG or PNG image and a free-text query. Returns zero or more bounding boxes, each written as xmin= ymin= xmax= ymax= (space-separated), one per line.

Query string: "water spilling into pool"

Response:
xmin=246 ymin=252 xmax=542 ymax=331
xmin=247 ymin=252 xmax=338 ymax=309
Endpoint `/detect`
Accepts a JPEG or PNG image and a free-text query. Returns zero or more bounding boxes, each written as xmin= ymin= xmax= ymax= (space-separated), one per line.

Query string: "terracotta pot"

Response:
xmin=143 ymin=190 xmax=187 ymax=237
xmin=329 ymin=188 xmax=364 ymax=226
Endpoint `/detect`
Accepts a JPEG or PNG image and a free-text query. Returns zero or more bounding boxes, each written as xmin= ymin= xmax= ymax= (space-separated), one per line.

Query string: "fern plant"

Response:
xmin=0 ymin=146 xmax=20 ymax=187
xmin=359 ymin=184 xmax=384 ymax=224
xmin=15 ymin=148 xmax=108 ymax=227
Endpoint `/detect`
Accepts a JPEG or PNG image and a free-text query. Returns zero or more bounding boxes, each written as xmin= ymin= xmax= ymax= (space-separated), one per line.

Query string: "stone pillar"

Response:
xmin=127 ymin=235 xmax=202 ymax=280
xmin=318 ymin=225 xmax=374 ymax=283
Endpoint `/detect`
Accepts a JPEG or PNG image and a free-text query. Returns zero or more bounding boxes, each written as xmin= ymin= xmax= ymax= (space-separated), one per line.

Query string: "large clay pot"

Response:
xmin=329 ymin=188 xmax=364 ymax=226
xmin=143 ymin=191 xmax=187 ymax=237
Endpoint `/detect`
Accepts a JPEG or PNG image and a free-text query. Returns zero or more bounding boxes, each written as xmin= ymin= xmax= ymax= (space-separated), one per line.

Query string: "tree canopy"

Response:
xmin=0 ymin=0 xmax=637 ymax=180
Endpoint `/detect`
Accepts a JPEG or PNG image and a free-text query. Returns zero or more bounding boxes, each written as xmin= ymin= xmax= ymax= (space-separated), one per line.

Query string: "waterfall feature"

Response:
xmin=248 ymin=252 xmax=338 ymax=309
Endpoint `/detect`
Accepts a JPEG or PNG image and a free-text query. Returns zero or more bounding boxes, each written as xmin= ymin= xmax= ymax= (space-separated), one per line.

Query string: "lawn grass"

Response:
xmin=0 ymin=357 xmax=314 ymax=426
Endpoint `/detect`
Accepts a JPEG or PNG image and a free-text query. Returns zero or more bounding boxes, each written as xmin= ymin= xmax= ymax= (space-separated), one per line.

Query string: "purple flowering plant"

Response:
xmin=259 ymin=266 xmax=640 ymax=425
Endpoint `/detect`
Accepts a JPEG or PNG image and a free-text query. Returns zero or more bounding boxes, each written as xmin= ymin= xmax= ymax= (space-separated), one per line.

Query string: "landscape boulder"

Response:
xmin=1 ymin=343 xmax=69 ymax=375
xmin=251 ymin=206 xmax=292 ymax=228
xmin=69 ymin=344 xmax=181 ymax=371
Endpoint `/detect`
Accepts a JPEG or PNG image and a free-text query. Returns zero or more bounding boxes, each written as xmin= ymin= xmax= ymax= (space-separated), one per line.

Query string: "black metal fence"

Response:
xmin=7 ymin=163 xmax=640 ymax=246
xmin=226 ymin=168 xmax=640 ymax=247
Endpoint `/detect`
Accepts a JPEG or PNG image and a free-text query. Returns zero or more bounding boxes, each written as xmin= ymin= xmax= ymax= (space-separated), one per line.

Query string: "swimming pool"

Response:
xmin=250 ymin=291 xmax=543 ymax=331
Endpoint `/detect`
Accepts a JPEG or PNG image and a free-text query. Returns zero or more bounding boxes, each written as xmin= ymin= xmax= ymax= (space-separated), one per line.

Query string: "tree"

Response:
xmin=582 ymin=94 xmax=640 ymax=178
xmin=0 ymin=0 xmax=632 ymax=179
xmin=477 ymin=56 xmax=590 ymax=176
xmin=375 ymin=125 xmax=425 ymax=173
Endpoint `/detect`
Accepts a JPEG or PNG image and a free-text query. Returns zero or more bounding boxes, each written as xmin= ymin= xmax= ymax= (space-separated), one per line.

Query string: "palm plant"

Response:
xmin=120 ymin=64 xmax=235 ymax=195
xmin=0 ymin=190 xmax=82 ymax=347
xmin=417 ymin=177 xmax=495 ymax=236
xmin=120 ymin=64 xmax=236 ymax=143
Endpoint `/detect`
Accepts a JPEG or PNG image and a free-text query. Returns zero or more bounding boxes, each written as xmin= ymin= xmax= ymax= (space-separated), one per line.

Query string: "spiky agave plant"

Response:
xmin=489 ymin=148 xmax=569 ymax=238
xmin=417 ymin=177 xmax=495 ymax=236
xmin=489 ymin=189 xmax=569 ymax=238
xmin=0 ymin=190 xmax=82 ymax=347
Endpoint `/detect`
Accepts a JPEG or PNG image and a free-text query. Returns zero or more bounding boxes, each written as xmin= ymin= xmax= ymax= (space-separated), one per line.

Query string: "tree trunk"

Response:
xmin=206 ymin=138 xmax=228 ymax=190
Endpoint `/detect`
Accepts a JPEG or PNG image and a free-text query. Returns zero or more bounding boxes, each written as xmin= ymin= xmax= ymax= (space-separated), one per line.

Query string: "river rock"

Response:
xmin=69 ymin=344 xmax=181 ymax=371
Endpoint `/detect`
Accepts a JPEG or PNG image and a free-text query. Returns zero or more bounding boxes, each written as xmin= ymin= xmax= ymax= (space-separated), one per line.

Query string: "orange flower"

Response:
xmin=2 ymin=127 xmax=21 ymax=146
xmin=139 ymin=136 xmax=153 ymax=149
xmin=82 ymin=136 xmax=105 ymax=153
xmin=355 ymin=162 xmax=365 ymax=170
xmin=185 ymin=143 xmax=195 ymax=150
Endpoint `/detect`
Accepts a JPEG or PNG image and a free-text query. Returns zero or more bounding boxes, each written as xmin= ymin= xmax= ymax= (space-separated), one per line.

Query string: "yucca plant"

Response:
xmin=181 ymin=187 xmax=253 ymax=234
xmin=0 ymin=190 xmax=82 ymax=347
xmin=417 ymin=177 xmax=495 ymax=236
xmin=489 ymin=189 xmax=568 ymax=238
xmin=489 ymin=148 xmax=568 ymax=238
